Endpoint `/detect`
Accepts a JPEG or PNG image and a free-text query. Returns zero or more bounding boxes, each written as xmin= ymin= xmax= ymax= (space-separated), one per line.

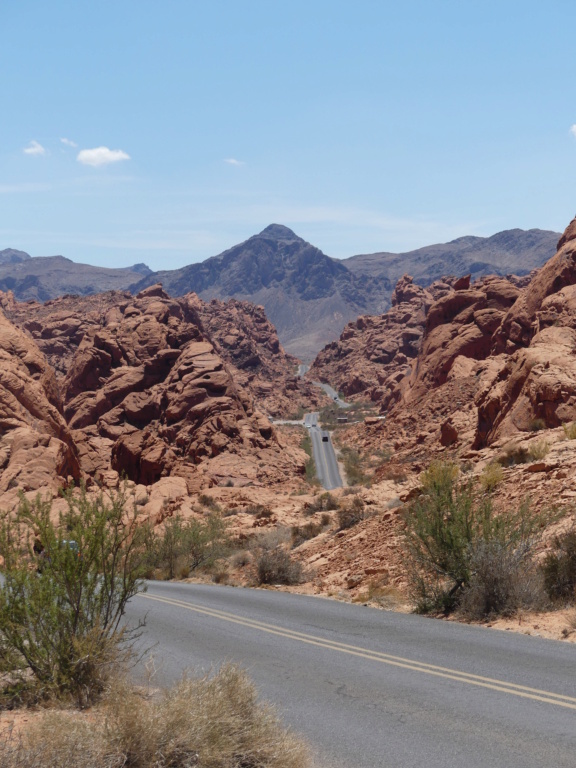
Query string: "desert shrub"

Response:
xmin=353 ymin=580 xmax=403 ymax=608
xmin=245 ymin=504 xmax=273 ymax=519
xmin=320 ymin=512 xmax=332 ymax=527
xmin=528 ymin=439 xmax=550 ymax=461
xmin=458 ymin=540 xmax=548 ymax=619
xmin=231 ymin=550 xmax=252 ymax=568
xmin=147 ymin=514 xmax=230 ymax=578
xmin=255 ymin=548 xmax=304 ymax=585
xmin=529 ymin=418 xmax=546 ymax=432
xmin=337 ymin=496 xmax=366 ymax=530
xmin=211 ymin=566 xmax=230 ymax=584
xmin=563 ymin=422 xmax=576 ymax=440
xmin=197 ymin=494 xmax=220 ymax=512
xmin=305 ymin=492 xmax=340 ymax=514
xmin=291 ymin=521 xmax=323 ymax=548
xmin=339 ymin=447 xmax=370 ymax=486
xmin=480 ymin=462 xmax=504 ymax=493
xmin=404 ymin=461 xmax=544 ymax=615
xmin=0 ymin=485 xmax=147 ymax=707
xmin=542 ymin=530 xmax=576 ymax=602
xmin=253 ymin=532 xmax=304 ymax=586
xmin=497 ymin=446 xmax=530 ymax=467
xmin=0 ymin=666 xmax=311 ymax=768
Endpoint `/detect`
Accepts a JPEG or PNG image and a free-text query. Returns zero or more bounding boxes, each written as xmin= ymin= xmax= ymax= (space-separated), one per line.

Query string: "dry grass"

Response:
xmin=479 ymin=462 xmax=504 ymax=493
xmin=0 ymin=665 xmax=311 ymax=768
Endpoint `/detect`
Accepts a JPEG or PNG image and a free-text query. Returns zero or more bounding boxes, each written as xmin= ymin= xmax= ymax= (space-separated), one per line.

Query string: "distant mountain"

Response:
xmin=131 ymin=224 xmax=391 ymax=359
xmin=0 ymin=226 xmax=561 ymax=360
xmin=0 ymin=251 xmax=152 ymax=302
xmin=0 ymin=248 xmax=31 ymax=265
xmin=343 ymin=228 xmax=560 ymax=286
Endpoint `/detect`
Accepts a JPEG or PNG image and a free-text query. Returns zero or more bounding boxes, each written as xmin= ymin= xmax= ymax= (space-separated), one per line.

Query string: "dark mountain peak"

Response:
xmin=258 ymin=224 xmax=302 ymax=241
xmin=130 ymin=263 xmax=152 ymax=275
xmin=0 ymin=248 xmax=31 ymax=265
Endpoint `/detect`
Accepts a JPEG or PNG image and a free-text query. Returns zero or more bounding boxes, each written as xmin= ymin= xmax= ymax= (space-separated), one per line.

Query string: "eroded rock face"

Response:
xmin=308 ymin=275 xmax=458 ymax=410
xmin=405 ymin=276 xmax=521 ymax=404
xmin=308 ymin=277 xmax=432 ymax=408
xmin=363 ymin=217 xmax=576 ymax=454
xmin=59 ymin=286 xmax=303 ymax=488
xmin=0 ymin=311 xmax=79 ymax=504
xmin=0 ymin=285 xmax=307 ymax=493
xmin=189 ymin=296 xmax=326 ymax=418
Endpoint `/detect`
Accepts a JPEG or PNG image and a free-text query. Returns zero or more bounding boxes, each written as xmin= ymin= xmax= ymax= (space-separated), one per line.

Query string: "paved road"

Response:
xmin=129 ymin=583 xmax=576 ymax=768
xmin=316 ymin=381 xmax=350 ymax=408
xmin=309 ymin=422 xmax=342 ymax=490
xmin=304 ymin=412 xmax=342 ymax=489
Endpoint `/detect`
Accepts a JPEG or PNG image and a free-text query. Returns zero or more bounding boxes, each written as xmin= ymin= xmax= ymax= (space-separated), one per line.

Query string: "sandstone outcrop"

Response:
xmin=308 ymin=277 xmax=432 ymax=408
xmin=308 ymin=275 xmax=459 ymax=410
xmin=190 ymin=296 xmax=327 ymax=418
xmin=59 ymin=286 xmax=305 ymax=488
xmin=0 ymin=311 xmax=79 ymax=506
xmin=0 ymin=286 xmax=308 ymax=497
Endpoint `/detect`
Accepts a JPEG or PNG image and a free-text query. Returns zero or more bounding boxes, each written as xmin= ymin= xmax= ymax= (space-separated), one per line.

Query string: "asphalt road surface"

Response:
xmin=129 ymin=583 xmax=576 ymax=768
xmin=309 ymin=422 xmax=342 ymax=490
xmin=304 ymin=412 xmax=342 ymax=490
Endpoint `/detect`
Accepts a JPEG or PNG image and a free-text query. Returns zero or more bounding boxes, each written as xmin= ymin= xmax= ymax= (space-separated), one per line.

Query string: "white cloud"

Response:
xmin=77 ymin=146 xmax=130 ymax=167
xmin=60 ymin=137 xmax=78 ymax=147
xmin=570 ymin=125 xmax=576 ymax=138
xmin=223 ymin=158 xmax=245 ymax=166
xmin=23 ymin=140 xmax=46 ymax=156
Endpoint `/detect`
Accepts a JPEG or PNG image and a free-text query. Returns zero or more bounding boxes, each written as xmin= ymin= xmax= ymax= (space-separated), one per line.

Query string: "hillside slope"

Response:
xmin=343 ymin=228 xmax=558 ymax=286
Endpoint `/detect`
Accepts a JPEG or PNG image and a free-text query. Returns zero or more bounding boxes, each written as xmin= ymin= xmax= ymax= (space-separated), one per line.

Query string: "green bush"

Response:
xmin=337 ymin=496 xmax=366 ymax=530
xmin=146 ymin=514 xmax=230 ymax=579
xmin=0 ymin=485 xmax=147 ymax=707
xmin=404 ymin=461 xmax=544 ymax=614
xmin=563 ymin=422 xmax=576 ymax=440
xmin=542 ymin=530 xmax=576 ymax=602
xmin=458 ymin=540 xmax=548 ymax=619
xmin=479 ymin=462 xmax=504 ymax=493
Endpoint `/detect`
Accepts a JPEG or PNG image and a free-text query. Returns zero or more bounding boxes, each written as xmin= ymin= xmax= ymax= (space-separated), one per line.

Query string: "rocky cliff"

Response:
xmin=0 ymin=285 xmax=309 ymax=510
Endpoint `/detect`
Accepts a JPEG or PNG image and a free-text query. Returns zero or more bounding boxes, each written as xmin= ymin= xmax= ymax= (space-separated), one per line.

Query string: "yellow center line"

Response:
xmin=140 ymin=593 xmax=576 ymax=710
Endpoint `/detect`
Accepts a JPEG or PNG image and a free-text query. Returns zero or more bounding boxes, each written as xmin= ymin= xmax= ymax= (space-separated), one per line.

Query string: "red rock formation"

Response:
xmin=308 ymin=275 xmax=456 ymax=410
xmin=0 ymin=310 xmax=79 ymax=505
xmin=58 ymin=286 xmax=304 ymax=488
xmin=190 ymin=296 xmax=326 ymax=418
xmin=0 ymin=285 xmax=307 ymax=493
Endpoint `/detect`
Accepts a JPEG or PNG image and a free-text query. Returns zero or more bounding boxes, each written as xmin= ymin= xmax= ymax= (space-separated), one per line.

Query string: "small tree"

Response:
xmin=0 ymin=484 xmax=148 ymax=706
xmin=404 ymin=461 xmax=543 ymax=614
xmin=146 ymin=513 xmax=230 ymax=579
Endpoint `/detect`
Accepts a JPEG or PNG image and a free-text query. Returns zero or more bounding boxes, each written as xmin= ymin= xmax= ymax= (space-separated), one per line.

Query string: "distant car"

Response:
xmin=333 ymin=395 xmax=338 ymax=400
xmin=321 ymin=431 xmax=329 ymax=442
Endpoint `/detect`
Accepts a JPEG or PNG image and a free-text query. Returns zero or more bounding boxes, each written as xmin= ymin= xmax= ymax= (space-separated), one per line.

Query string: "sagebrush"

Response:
xmin=404 ymin=461 xmax=545 ymax=615
xmin=0 ymin=485 xmax=147 ymax=707
xmin=0 ymin=665 xmax=311 ymax=768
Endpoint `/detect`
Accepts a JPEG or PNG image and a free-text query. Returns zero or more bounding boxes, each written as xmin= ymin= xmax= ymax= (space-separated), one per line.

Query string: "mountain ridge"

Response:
xmin=1 ymin=225 xmax=560 ymax=359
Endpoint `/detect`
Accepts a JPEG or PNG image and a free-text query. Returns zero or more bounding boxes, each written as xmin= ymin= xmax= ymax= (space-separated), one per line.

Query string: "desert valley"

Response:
xmin=1 ymin=218 xmax=576 ymax=642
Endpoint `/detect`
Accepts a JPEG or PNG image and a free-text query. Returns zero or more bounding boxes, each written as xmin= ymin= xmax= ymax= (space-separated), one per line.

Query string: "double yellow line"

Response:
xmin=141 ymin=592 xmax=576 ymax=710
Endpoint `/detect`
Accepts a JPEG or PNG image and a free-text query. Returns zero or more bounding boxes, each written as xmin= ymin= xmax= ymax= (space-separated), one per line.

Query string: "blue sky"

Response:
xmin=2 ymin=0 xmax=576 ymax=269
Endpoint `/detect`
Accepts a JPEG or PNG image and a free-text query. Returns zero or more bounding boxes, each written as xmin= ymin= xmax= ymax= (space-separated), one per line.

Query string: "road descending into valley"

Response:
xmin=304 ymin=412 xmax=343 ymax=490
xmin=129 ymin=583 xmax=576 ymax=768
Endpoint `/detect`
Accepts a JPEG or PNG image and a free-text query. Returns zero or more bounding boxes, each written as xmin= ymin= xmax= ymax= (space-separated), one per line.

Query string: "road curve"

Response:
xmin=127 ymin=583 xmax=576 ymax=768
